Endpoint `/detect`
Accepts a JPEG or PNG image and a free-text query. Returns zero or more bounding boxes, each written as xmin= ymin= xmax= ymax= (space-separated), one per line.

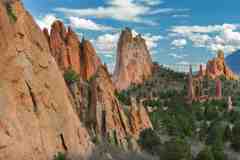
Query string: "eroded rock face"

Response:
xmin=204 ymin=51 xmax=238 ymax=80
xmin=88 ymin=65 xmax=153 ymax=149
xmin=129 ymin=98 xmax=153 ymax=138
xmin=48 ymin=21 xmax=101 ymax=80
xmin=113 ymin=28 xmax=153 ymax=91
xmin=49 ymin=21 xmax=81 ymax=74
xmin=80 ymin=39 xmax=102 ymax=80
xmin=89 ymin=66 xmax=130 ymax=148
xmin=0 ymin=1 xmax=92 ymax=159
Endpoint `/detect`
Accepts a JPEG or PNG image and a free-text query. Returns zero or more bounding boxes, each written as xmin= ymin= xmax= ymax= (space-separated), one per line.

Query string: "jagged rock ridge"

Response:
xmin=45 ymin=21 xmax=101 ymax=80
xmin=0 ymin=1 xmax=92 ymax=159
xmin=46 ymin=22 xmax=153 ymax=150
xmin=88 ymin=65 xmax=153 ymax=149
xmin=113 ymin=28 xmax=153 ymax=91
xmin=197 ymin=51 xmax=238 ymax=80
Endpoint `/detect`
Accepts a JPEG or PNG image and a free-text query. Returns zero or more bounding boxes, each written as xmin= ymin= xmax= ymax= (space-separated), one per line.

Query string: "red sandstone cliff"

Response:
xmin=198 ymin=51 xmax=238 ymax=80
xmin=80 ymin=39 xmax=102 ymax=80
xmin=47 ymin=22 xmax=101 ymax=80
xmin=89 ymin=66 xmax=131 ymax=148
xmin=88 ymin=65 xmax=153 ymax=149
xmin=46 ymin=21 xmax=153 ymax=150
xmin=0 ymin=1 xmax=92 ymax=159
xmin=113 ymin=28 xmax=153 ymax=91
xmin=129 ymin=98 xmax=153 ymax=138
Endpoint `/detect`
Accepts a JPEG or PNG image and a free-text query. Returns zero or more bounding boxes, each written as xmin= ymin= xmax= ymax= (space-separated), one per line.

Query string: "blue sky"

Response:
xmin=22 ymin=0 xmax=240 ymax=70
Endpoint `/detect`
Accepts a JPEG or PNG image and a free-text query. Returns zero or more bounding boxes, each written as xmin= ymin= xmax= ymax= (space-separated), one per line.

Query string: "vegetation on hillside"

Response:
xmin=120 ymin=66 xmax=240 ymax=160
xmin=5 ymin=2 xmax=17 ymax=23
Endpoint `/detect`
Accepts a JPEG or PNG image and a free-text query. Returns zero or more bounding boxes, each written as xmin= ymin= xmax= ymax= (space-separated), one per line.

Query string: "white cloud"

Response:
xmin=171 ymin=24 xmax=238 ymax=35
xmin=69 ymin=17 xmax=114 ymax=31
xmin=142 ymin=34 xmax=163 ymax=49
xmin=188 ymin=34 xmax=211 ymax=47
xmin=148 ymin=8 xmax=190 ymax=15
xmin=169 ymin=53 xmax=187 ymax=59
xmin=36 ymin=14 xmax=58 ymax=31
xmin=138 ymin=0 xmax=164 ymax=6
xmin=172 ymin=14 xmax=190 ymax=18
xmin=177 ymin=61 xmax=190 ymax=65
xmin=170 ymin=23 xmax=240 ymax=54
xmin=171 ymin=39 xmax=187 ymax=48
xmin=55 ymin=0 xmax=150 ymax=24
xmin=55 ymin=0 xmax=188 ymax=26
xmin=94 ymin=33 xmax=120 ymax=54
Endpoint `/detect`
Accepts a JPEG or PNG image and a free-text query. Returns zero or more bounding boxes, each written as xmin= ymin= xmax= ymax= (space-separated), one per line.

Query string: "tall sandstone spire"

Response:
xmin=188 ymin=65 xmax=195 ymax=102
xmin=47 ymin=21 xmax=101 ymax=80
xmin=113 ymin=28 xmax=153 ymax=91
xmin=215 ymin=79 xmax=222 ymax=99
xmin=88 ymin=65 xmax=153 ymax=149
xmin=80 ymin=39 xmax=102 ymax=80
xmin=0 ymin=1 xmax=92 ymax=159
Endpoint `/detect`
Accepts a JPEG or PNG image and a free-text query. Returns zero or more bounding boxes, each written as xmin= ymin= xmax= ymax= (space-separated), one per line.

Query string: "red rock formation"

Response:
xmin=129 ymin=98 xmax=153 ymax=138
xmin=80 ymin=39 xmax=102 ymax=80
xmin=89 ymin=65 xmax=130 ymax=148
xmin=66 ymin=27 xmax=82 ymax=74
xmin=49 ymin=20 xmax=70 ymax=72
xmin=113 ymin=28 xmax=153 ymax=91
xmin=203 ymin=51 xmax=238 ymax=80
xmin=43 ymin=28 xmax=50 ymax=44
xmin=197 ymin=64 xmax=204 ymax=77
xmin=49 ymin=21 xmax=81 ymax=74
xmin=88 ymin=65 xmax=152 ymax=149
xmin=215 ymin=79 xmax=222 ymax=99
xmin=48 ymin=22 xmax=101 ymax=80
xmin=0 ymin=1 xmax=92 ymax=159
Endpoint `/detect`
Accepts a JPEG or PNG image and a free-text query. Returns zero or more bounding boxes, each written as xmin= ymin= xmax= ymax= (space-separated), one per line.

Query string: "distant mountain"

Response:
xmin=226 ymin=50 xmax=240 ymax=75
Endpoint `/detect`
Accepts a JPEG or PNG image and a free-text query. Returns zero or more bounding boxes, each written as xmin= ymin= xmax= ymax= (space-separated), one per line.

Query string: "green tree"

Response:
xmin=160 ymin=138 xmax=192 ymax=160
xmin=231 ymin=121 xmax=240 ymax=152
xmin=138 ymin=129 xmax=161 ymax=155
xmin=195 ymin=147 xmax=214 ymax=160
xmin=63 ymin=68 xmax=79 ymax=84
xmin=54 ymin=152 xmax=66 ymax=160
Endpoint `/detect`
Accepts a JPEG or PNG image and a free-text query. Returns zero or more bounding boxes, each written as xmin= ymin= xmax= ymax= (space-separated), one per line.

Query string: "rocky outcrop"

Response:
xmin=0 ymin=1 xmax=92 ymax=159
xmin=48 ymin=22 xmax=101 ymax=80
xmin=49 ymin=21 xmax=81 ymax=74
xmin=88 ymin=65 xmax=130 ymax=148
xmin=129 ymin=98 xmax=153 ymax=138
xmin=204 ymin=51 xmax=238 ymax=80
xmin=80 ymin=39 xmax=102 ymax=80
xmin=113 ymin=28 xmax=153 ymax=91
xmin=215 ymin=79 xmax=222 ymax=99
xmin=88 ymin=65 xmax=153 ymax=149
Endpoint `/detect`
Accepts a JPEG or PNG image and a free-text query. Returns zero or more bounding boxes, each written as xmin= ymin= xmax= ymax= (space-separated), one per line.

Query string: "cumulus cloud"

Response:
xmin=169 ymin=53 xmax=187 ymax=59
xmin=171 ymin=39 xmax=187 ymax=48
xmin=94 ymin=33 xmax=120 ymax=54
xmin=142 ymin=34 xmax=163 ymax=49
xmin=55 ymin=0 xmax=188 ymax=26
xmin=55 ymin=0 xmax=151 ymax=25
xmin=69 ymin=17 xmax=114 ymax=31
xmin=36 ymin=14 xmax=58 ymax=31
xmin=171 ymin=24 xmax=238 ymax=35
xmin=93 ymin=30 xmax=162 ymax=54
xmin=170 ymin=23 xmax=240 ymax=54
